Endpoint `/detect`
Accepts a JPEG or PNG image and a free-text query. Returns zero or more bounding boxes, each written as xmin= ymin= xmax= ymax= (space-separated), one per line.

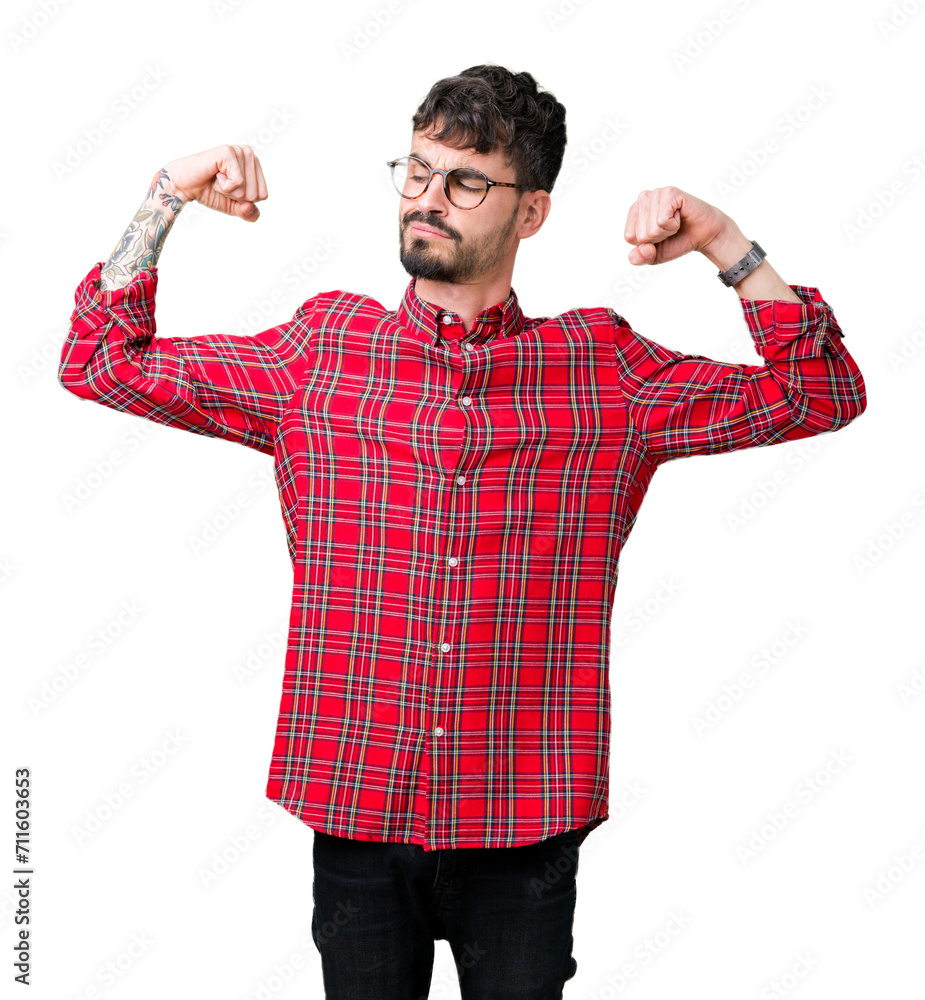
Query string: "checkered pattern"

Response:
xmin=59 ymin=260 xmax=867 ymax=849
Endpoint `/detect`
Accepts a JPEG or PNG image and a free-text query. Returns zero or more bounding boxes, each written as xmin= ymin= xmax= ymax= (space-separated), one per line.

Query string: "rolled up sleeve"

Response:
xmin=609 ymin=284 xmax=868 ymax=466
xmin=58 ymin=261 xmax=319 ymax=455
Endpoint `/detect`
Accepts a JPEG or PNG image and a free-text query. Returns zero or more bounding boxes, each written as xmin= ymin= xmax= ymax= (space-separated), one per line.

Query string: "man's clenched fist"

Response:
xmin=162 ymin=144 xmax=268 ymax=221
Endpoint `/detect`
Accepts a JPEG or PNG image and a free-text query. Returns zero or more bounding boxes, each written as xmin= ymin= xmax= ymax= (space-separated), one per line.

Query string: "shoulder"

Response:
xmin=530 ymin=304 xmax=620 ymax=339
xmin=294 ymin=289 xmax=388 ymax=324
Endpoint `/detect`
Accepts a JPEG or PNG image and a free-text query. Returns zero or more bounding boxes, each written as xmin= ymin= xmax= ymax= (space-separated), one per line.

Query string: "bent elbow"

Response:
xmin=57 ymin=351 xmax=91 ymax=399
xmin=831 ymin=370 xmax=868 ymax=428
xmin=794 ymin=388 xmax=867 ymax=436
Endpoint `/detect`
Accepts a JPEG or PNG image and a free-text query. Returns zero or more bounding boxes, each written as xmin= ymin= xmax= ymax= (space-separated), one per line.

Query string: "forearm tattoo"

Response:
xmin=100 ymin=167 xmax=186 ymax=291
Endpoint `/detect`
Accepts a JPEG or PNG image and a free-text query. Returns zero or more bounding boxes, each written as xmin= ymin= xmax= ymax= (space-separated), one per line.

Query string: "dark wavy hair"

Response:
xmin=410 ymin=65 xmax=567 ymax=195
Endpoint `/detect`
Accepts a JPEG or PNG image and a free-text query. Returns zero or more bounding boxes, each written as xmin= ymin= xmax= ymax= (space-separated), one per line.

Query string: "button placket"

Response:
xmin=431 ymin=330 xmax=467 ymax=840
xmin=430 ymin=325 xmax=485 ymax=840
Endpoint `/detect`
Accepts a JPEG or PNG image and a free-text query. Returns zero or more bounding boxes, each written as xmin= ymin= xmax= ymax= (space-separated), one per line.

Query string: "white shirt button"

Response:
xmin=434 ymin=726 xmax=445 ymax=737
xmin=461 ymin=396 xmax=472 ymax=406
xmin=448 ymin=556 xmax=458 ymax=567
xmin=441 ymin=314 xmax=453 ymax=324
xmin=463 ymin=343 xmax=474 ymax=351
xmin=441 ymin=642 xmax=451 ymax=653
xmin=456 ymin=475 xmax=466 ymax=485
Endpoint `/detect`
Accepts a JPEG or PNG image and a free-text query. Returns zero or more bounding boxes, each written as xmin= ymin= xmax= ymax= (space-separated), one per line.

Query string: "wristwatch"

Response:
xmin=717 ymin=240 xmax=766 ymax=286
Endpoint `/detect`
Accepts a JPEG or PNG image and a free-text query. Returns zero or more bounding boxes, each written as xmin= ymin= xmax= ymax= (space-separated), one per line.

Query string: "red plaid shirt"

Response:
xmin=59 ymin=260 xmax=866 ymax=850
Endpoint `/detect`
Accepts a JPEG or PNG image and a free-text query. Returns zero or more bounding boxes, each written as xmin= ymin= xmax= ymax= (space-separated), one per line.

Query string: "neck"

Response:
xmin=413 ymin=269 xmax=514 ymax=334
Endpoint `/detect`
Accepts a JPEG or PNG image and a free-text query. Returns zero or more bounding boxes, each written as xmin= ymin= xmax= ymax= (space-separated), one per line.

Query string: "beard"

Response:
xmin=398 ymin=203 xmax=520 ymax=283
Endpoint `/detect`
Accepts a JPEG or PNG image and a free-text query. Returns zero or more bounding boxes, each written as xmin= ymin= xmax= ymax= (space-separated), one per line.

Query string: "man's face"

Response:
xmin=397 ymin=129 xmax=527 ymax=284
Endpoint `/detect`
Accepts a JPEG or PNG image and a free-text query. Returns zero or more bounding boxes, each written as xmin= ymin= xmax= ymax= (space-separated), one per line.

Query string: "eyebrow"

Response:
xmin=409 ymin=150 xmax=474 ymax=171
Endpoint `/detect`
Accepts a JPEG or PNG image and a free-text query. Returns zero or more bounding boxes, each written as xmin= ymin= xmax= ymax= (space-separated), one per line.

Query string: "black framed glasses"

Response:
xmin=387 ymin=155 xmax=535 ymax=210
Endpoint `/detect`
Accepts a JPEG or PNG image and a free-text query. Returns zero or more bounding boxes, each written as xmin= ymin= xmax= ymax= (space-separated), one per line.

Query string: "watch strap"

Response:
xmin=717 ymin=240 xmax=767 ymax=286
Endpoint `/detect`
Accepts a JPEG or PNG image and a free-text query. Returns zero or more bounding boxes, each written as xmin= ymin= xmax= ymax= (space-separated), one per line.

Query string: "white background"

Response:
xmin=2 ymin=0 xmax=923 ymax=997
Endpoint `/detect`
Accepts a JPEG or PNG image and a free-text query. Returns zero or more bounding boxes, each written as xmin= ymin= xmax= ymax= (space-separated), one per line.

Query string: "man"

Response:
xmin=59 ymin=65 xmax=867 ymax=1000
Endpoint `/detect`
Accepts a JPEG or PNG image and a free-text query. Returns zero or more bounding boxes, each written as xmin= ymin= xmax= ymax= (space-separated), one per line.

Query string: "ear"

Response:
xmin=519 ymin=190 xmax=551 ymax=239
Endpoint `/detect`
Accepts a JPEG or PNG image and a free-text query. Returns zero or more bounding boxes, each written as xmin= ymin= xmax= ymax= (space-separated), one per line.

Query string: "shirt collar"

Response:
xmin=396 ymin=276 xmax=526 ymax=345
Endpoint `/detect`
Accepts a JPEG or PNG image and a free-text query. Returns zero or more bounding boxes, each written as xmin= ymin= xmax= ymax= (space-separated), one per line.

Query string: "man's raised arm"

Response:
xmin=100 ymin=144 xmax=265 ymax=289
xmin=58 ymin=146 xmax=317 ymax=456
xmin=609 ymin=185 xmax=867 ymax=465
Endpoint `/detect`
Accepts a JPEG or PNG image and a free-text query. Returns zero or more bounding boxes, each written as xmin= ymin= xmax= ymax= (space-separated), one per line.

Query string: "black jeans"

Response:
xmin=310 ymin=825 xmax=589 ymax=999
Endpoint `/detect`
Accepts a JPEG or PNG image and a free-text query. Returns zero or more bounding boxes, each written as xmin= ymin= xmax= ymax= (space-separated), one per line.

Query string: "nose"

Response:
xmin=408 ymin=169 xmax=451 ymax=218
